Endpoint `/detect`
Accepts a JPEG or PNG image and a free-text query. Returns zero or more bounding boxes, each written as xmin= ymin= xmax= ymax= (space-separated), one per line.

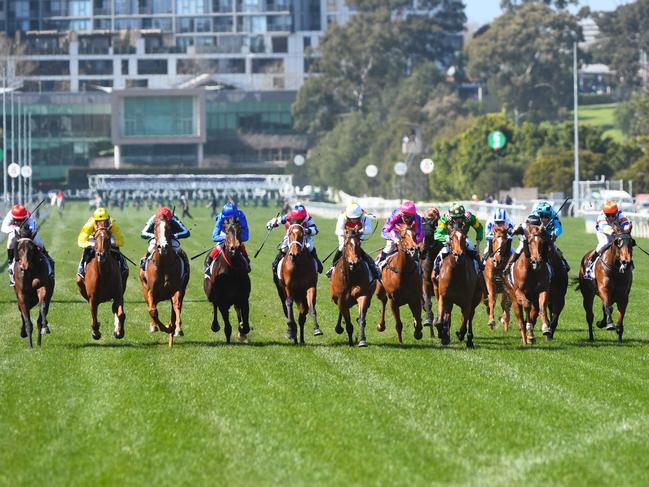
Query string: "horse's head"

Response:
xmin=525 ymin=224 xmax=549 ymax=270
xmin=491 ymin=225 xmax=511 ymax=267
xmin=287 ymin=223 xmax=306 ymax=261
xmin=154 ymin=214 xmax=173 ymax=256
xmin=449 ymin=225 xmax=467 ymax=258
xmin=94 ymin=225 xmax=112 ymax=263
xmin=343 ymin=229 xmax=362 ymax=270
xmin=224 ymin=217 xmax=242 ymax=256
xmin=396 ymin=224 xmax=419 ymax=259
xmin=15 ymin=227 xmax=36 ymax=276
xmin=613 ymin=227 xmax=634 ymax=273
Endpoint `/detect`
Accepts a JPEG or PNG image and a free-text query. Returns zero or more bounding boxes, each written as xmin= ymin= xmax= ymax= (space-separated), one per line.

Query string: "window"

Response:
xmin=251 ymin=58 xmax=283 ymax=74
xmin=267 ymin=15 xmax=291 ymax=31
xmin=138 ymin=59 xmax=167 ymax=75
xmin=152 ymin=0 xmax=172 ymax=14
xmin=22 ymin=60 xmax=70 ymax=76
xmin=272 ymin=37 xmax=287 ymax=53
xmin=176 ymin=0 xmax=206 ymax=14
xmin=121 ymin=60 xmax=129 ymax=74
xmin=238 ymin=15 xmax=266 ymax=33
xmin=152 ymin=17 xmax=172 ymax=30
xmin=123 ymin=96 xmax=195 ymax=137
xmin=195 ymin=17 xmax=211 ymax=32
xmin=79 ymin=59 xmax=113 ymax=75
xmin=213 ymin=16 xmax=233 ymax=32
xmin=303 ymin=36 xmax=311 ymax=50
xmin=177 ymin=17 xmax=193 ymax=33
xmin=212 ymin=0 xmax=232 ymax=13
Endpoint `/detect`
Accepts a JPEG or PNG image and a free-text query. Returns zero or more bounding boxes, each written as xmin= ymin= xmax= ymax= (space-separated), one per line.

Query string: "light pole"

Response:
xmin=394 ymin=162 xmax=407 ymax=203
xmin=2 ymin=62 xmax=6 ymax=203
xmin=573 ymin=41 xmax=580 ymax=214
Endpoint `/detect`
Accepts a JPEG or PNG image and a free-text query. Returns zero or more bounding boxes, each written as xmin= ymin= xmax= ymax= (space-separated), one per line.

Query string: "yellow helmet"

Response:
xmin=93 ymin=207 xmax=110 ymax=221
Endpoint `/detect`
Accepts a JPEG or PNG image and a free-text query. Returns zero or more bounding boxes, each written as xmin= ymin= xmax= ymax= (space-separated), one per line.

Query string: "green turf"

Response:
xmin=577 ymin=103 xmax=624 ymax=142
xmin=1 ymin=203 xmax=649 ymax=486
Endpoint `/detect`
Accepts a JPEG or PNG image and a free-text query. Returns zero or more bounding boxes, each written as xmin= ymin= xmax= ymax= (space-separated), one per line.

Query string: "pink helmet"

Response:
xmin=399 ymin=201 xmax=417 ymax=216
xmin=289 ymin=206 xmax=308 ymax=222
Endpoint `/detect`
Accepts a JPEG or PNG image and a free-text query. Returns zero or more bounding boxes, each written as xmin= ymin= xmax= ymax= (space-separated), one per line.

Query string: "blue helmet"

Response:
xmin=221 ymin=201 xmax=238 ymax=218
xmin=493 ymin=208 xmax=509 ymax=223
xmin=536 ymin=201 xmax=553 ymax=218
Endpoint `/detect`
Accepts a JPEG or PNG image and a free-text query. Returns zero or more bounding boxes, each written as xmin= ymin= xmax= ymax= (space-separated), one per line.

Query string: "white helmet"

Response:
xmin=345 ymin=202 xmax=363 ymax=219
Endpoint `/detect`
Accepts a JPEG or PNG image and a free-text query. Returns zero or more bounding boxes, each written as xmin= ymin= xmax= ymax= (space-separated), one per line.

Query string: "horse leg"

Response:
xmin=526 ymin=304 xmax=537 ymax=345
xmin=409 ymin=297 xmax=423 ymax=341
xmin=147 ymin=292 xmax=168 ymax=334
xmin=219 ymin=303 xmax=233 ymax=344
xmin=306 ymin=287 xmax=321 ymax=336
xmin=466 ymin=308 xmax=476 ymax=349
xmin=341 ymin=306 xmax=354 ymax=346
xmin=511 ymin=302 xmax=526 ymax=346
xmin=389 ymin=298 xmax=403 ymax=344
xmin=237 ymin=299 xmax=251 ymax=341
xmin=457 ymin=310 xmax=467 ymax=342
xmin=89 ymin=297 xmax=101 ymax=340
xmin=539 ymin=291 xmax=552 ymax=339
xmin=486 ymin=276 xmax=497 ymax=330
xmin=112 ymin=299 xmax=126 ymax=340
xmin=580 ymin=282 xmax=596 ymax=341
xmin=422 ymin=281 xmax=433 ymax=327
xmin=335 ymin=311 xmax=344 ymax=334
xmin=357 ymin=296 xmax=369 ymax=347
xmin=18 ymin=300 xmax=34 ymax=349
xmin=297 ymin=302 xmax=307 ymax=345
xmin=284 ymin=296 xmax=297 ymax=344
xmin=211 ymin=302 xmax=220 ymax=333
xmin=172 ymin=292 xmax=184 ymax=337
xmin=376 ymin=287 xmax=387 ymax=332
xmin=501 ymin=294 xmax=511 ymax=332
xmin=616 ymin=297 xmax=628 ymax=344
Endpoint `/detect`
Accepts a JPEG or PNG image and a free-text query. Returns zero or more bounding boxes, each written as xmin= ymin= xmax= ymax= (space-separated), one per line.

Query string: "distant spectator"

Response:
xmin=505 ymin=194 xmax=513 ymax=205
xmin=180 ymin=193 xmax=193 ymax=219
xmin=484 ymin=194 xmax=493 ymax=204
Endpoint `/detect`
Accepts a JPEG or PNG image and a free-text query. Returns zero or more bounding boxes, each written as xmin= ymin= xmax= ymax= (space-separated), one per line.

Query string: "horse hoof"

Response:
xmin=542 ymin=324 xmax=551 ymax=336
xmin=414 ymin=328 xmax=423 ymax=340
xmin=237 ymin=333 xmax=248 ymax=343
xmin=42 ymin=325 xmax=51 ymax=335
xmin=528 ymin=336 xmax=536 ymax=344
xmin=20 ymin=328 xmax=27 ymax=338
xmin=376 ymin=323 xmax=386 ymax=332
xmin=487 ymin=320 xmax=496 ymax=330
xmin=358 ymin=340 xmax=368 ymax=348
xmin=92 ymin=332 xmax=101 ymax=341
xmin=313 ymin=327 xmax=323 ymax=337
xmin=422 ymin=319 xmax=432 ymax=327
xmin=467 ymin=341 xmax=475 ymax=349
xmin=596 ymin=320 xmax=606 ymax=329
xmin=456 ymin=331 xmax=465 ymax=342
xmin=149 ymin=325 xmax=158 ymax=333
xmin=285 ymin=331 xmax=295 ymax=340
xmin=174 ymin=330 xmax=184 ymax=337
xmin=114 ymin=331 xmax=124 ymax=339
xmin=211 ymin=323 xmax=220 ymax=333
xmin=335 ymin=325 xmax=343 ymax=335
xmin=606 ymin=323 xmax=615 ymax=331
xmin=545 ymin=334 xmax=553 ymax=342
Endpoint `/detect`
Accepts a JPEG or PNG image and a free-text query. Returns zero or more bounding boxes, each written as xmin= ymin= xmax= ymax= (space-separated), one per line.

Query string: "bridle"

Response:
xmin=287 ymin=223 xmax=306 ymax=256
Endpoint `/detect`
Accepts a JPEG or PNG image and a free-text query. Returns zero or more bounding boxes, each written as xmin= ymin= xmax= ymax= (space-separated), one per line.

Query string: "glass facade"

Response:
xmin=123 ymin=96 xmax=195 ymax=137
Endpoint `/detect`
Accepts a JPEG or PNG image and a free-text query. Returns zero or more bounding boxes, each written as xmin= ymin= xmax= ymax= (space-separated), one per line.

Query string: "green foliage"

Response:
xmin=524 ymin=150 xmax=610 ymax=193
xmin=615 ymin=88 xmax=649 ymax=137
xmin=499 ymin=0 xmax=577 ymax=10
xmin=466 ymin=3 xmax=581 ymax=121
xmin=617 ymin=155 xmax=649 ymax=193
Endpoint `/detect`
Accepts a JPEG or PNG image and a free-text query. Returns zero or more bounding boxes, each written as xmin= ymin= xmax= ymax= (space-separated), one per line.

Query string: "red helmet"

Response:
xmin=156 ymin=207 xmax=172 ymax=219
xmin=289 ymin=206 xmax=307 ymax=222
xmin=11 ymin=204 xmax=29 ymax=220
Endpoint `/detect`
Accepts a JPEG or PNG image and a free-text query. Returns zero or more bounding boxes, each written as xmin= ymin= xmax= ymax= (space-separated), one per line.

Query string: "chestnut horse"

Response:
xmin=577 ymin=225 xmax=633 ymax=343
xmin=433 ymin=225 xmax=482 ymax=347
xmin=273 ymin=223 xmax=321 ymax=344
xmin=13 ymin=225 xmax=55 ymax=348
xmin=375 ymin=224 xmax=423 ymax=343
xmin=505 ymin=224 xmax=551 ymax=346
xmin=483 ymin=226 xmax=512 ymax=331
xmin=77 ymin=224 xmax=128 ymax=340
xmin=139 ymin=214 xmax=189 ymax=348
xmin=420 ymin=217 xmax=442 ymax=331
xmin=204 ymin=217 xmax=251 ymax=343
xmin=330 ymin=229 xmax=375 ymax=347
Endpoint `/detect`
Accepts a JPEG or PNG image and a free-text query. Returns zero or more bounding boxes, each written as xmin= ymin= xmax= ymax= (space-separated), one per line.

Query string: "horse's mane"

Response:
xmin=17 ymin=225 xmax=34 ymax=239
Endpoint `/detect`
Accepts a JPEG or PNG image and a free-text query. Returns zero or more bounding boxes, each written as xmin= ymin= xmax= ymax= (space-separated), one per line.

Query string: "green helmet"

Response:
xmin=449 ymin=202 xmax=465 ymax=219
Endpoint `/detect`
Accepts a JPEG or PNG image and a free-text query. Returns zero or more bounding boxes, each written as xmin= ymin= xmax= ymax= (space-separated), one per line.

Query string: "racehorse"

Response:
xmin=504 ymin=224 xmax=551 ymax=346
xmin=204 ymin=217 xmax=251 ymax=343
xmin=77 ymin=223 xmax=128 ymax=341
xmin=375 ymin=224 xmax=423 ymax=343
xmin=330 ymin=229 xmax=376 ymax=346
xmin=13 ymin=225 xmax=54 ymax=348
xmin=273 ymin=223 xmax=321 ymax=345
xmin=577 ymin=225 xmax=633 ymax=343
xmin=433 ymin=224 xmax=482 ymax=347
xmin=140 ymin=214 xmax=190 ymax=348
xmin=420 ymin=216 xmax=442 ymax=332
xmin=483 ymin=225 xmax=512 ymax=331
xmin=545 ymin=240 xmax=568 ymax=340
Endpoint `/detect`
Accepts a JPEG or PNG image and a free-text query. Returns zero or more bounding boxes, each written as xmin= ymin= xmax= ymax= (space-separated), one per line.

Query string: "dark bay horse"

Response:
xmin=577 ymin=226 xmax=633 ymax=343
xmin=483 ymin=226 xmax=512 ymax=331
xmin=545 ymin=239 xmax=568 ymax=340
xmin=330 ymin=229 xmax=375 ymax=347
xmin=204 ymin=217 xmax=251 ymax=343
xmin=140 ymin=214 xmax=189 ymax=348
xmin=375 ymin=224 xmax=423 ymax=343
xmin=77 ymin=224 xmax=128 ymax=340
xmin=433 ymin=225 xmax=482 ymax=347
xmin=505 ymin=224 xmax=551 ymax=346
xmin=273 ymin=223 xmax=321 ymax=345
xmin=13 ymin=226 xmax=54 ymax=348
xmin=420 ymin=212 xmax=442 ymax=331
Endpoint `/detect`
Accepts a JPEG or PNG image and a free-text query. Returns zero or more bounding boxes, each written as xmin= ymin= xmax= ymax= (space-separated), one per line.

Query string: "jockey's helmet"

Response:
xmin=11 ymin=204 xmax=29 ymax=220
xmin=399 ymin=201 xmax=417 ymax=216
xmin=424 ymin=207 xmax=440 ymax=220
xmin=93 ymin=207 xmax=110 ymax=221
xmin=345 ymin=202 xmax=363 ymax=219
xmin=526 ymin=214 xmax=542 ymax=226
xmin=449 ymin=202 xmax=465 ymax=219
xmin=493 ymin=208 xmax=508 ymax=223
xmin=603 ymin=200 xmax=618 ymax=216
xmin=289 ymin=205 xmax=307 ymax=222
xmin=536 ymin=201 xmax=553 ymax=218
xmin=156 ymin=207 xmax=173 ymax=219
xmin=221 ymin=201 xmax=238 ymax=218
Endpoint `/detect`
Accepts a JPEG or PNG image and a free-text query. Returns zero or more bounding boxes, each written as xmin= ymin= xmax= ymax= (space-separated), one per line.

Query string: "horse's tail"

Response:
xmin=571 ymin=276 xmax=581 ymax=291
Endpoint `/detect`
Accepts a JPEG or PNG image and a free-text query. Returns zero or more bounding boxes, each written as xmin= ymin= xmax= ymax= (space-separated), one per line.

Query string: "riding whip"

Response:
xmin=18 ymin=198 xmax=47 ymax=231
xmin=120 ymin=252 xmax=138 ymax=267
xmin=322 ymin=246 xmax=338 ymax=264
xmin=634 ymin=242 xmax=649 ymax=258
xmin=254 ymin=211 xmax=280 ymax=258
xmin=555 ymin=197 xmax=571 ymax=215
xmin=191 ymin=248 xmax=211 ymax=261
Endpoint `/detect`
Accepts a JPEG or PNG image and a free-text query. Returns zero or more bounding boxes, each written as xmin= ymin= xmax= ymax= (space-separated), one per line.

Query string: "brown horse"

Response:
xmin=577 ymin=226 xmax=633 ymax=343
xmin=273 ymin=223 xmax=321 ymax=344
xmin=505 ymin=224 xmax=551 ymax=346
xmin=420 ymin=215 xmax=442 ymax=331
xmin=433 ymin=225 xmax=482 ymax=347
xmin=483 ymin=226 xmax=512 ymax=331
xmin=77 ymin=224 xmax=128 ymax=340
xmin=330 ymin=229 xmax=376 ymax=346
xmin=13 ymin=226 xmax=55 ymax=348
xmin=204 ymin=217 xmax=251 ymax=343
xmin=139 ymin=214 xmax=189 ymax=348
xmin=375 ymin=224 xmax=423 ymax=343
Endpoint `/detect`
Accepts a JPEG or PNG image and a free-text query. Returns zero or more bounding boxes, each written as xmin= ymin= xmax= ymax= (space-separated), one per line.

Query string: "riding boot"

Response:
xmin=362 ymin=251 xmax=381 ymax=281
xmin=77 ymin=248 xmax=93 ymax=279
xmin=7 ymin=249 xmax=14 ymax=286
xmin=204 ymin=255 xmax=214 ymax=278
xmin=376 ymin=251 xmax=388 ymax=269
xmin=326 ymin=249 xmax=343 ymax=278
xmin=271 ymin=251 xmax=284 ymax=275
xmin=140 ymin=251 xmax=150 ymax=271
xmin=44 ymin=250 xmax=55 ymax=279
xmin=469 ymin=249 xmax=484 ymax=272
xmin=503 ymin=251 xmax=520 ymax=275
xmin=179 ymin=250 xmax=190 ymax=279
xmin=311 ymin=248 xmax=323 ymax=274
xmin=556 ymin=247 xmax=570 ymax=272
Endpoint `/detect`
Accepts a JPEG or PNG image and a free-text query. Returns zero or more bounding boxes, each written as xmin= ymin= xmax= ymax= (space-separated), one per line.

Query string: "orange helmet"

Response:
xmin=603 ymin=200 xmax=618 ymax=215
xmin=156 ymin=207 xmax=173 ymax=219
xmin=11 ymin=204 xmax=29 ymax=220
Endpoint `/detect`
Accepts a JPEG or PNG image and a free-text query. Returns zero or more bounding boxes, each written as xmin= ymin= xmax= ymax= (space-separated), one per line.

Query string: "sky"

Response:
xmin=464 ymin=0 xmax=633 ymax=25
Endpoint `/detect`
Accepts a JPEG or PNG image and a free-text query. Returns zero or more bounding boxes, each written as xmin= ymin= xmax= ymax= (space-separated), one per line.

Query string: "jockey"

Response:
xmin=375 ymin=201 xmax=424 ymax=268
xmin=204 ymin=201 xmax=250 ymax=275
xmin=268 ymin=203 xmax=323 ymax=274
xmin=433 ymin=202 xmax=484 ymax=278
xmin=76 ymin=207 xmax=127 ymax=279
xmin=1 ymin=204 xmax=54 ymax=286
xmin=139 ymin=207 xmax=191 ymax=277
xmin=504 ymin=200 xmax=569 ymax=273
xmin=482 ymin=207 xmax=514 ymax=259
xmin=584 ymin=200 xmax=632 ymax=278
xmin=326 ymin=201 xmax=380 ymax=280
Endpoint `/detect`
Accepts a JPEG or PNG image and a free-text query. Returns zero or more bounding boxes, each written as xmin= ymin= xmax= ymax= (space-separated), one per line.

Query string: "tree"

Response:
xmin=593 ymin=0 xmax=649 ymax=92
xmin=466 ymin=3 xmax=581 ymax=121
xmin=500 ymin=0 xmax=577 ymax=11
xmin=615 ymin=87 xmax=649 ymax=137
xmin=617 ymin=155 xmax=649 ymax=193
xmin=524 ymin=150 xmax=611 ymax=193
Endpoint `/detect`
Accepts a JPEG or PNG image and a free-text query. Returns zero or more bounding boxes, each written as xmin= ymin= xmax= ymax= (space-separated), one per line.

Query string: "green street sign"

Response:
xmin=488 ymin=131 xmax=507 ymax=150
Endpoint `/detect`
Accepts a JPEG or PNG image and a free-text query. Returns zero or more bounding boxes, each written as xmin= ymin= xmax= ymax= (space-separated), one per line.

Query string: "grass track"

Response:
xmin=577 ymin=103 xmax=623 ymax=142
xmin=1 ymin=203 xmax=649 ymax=486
